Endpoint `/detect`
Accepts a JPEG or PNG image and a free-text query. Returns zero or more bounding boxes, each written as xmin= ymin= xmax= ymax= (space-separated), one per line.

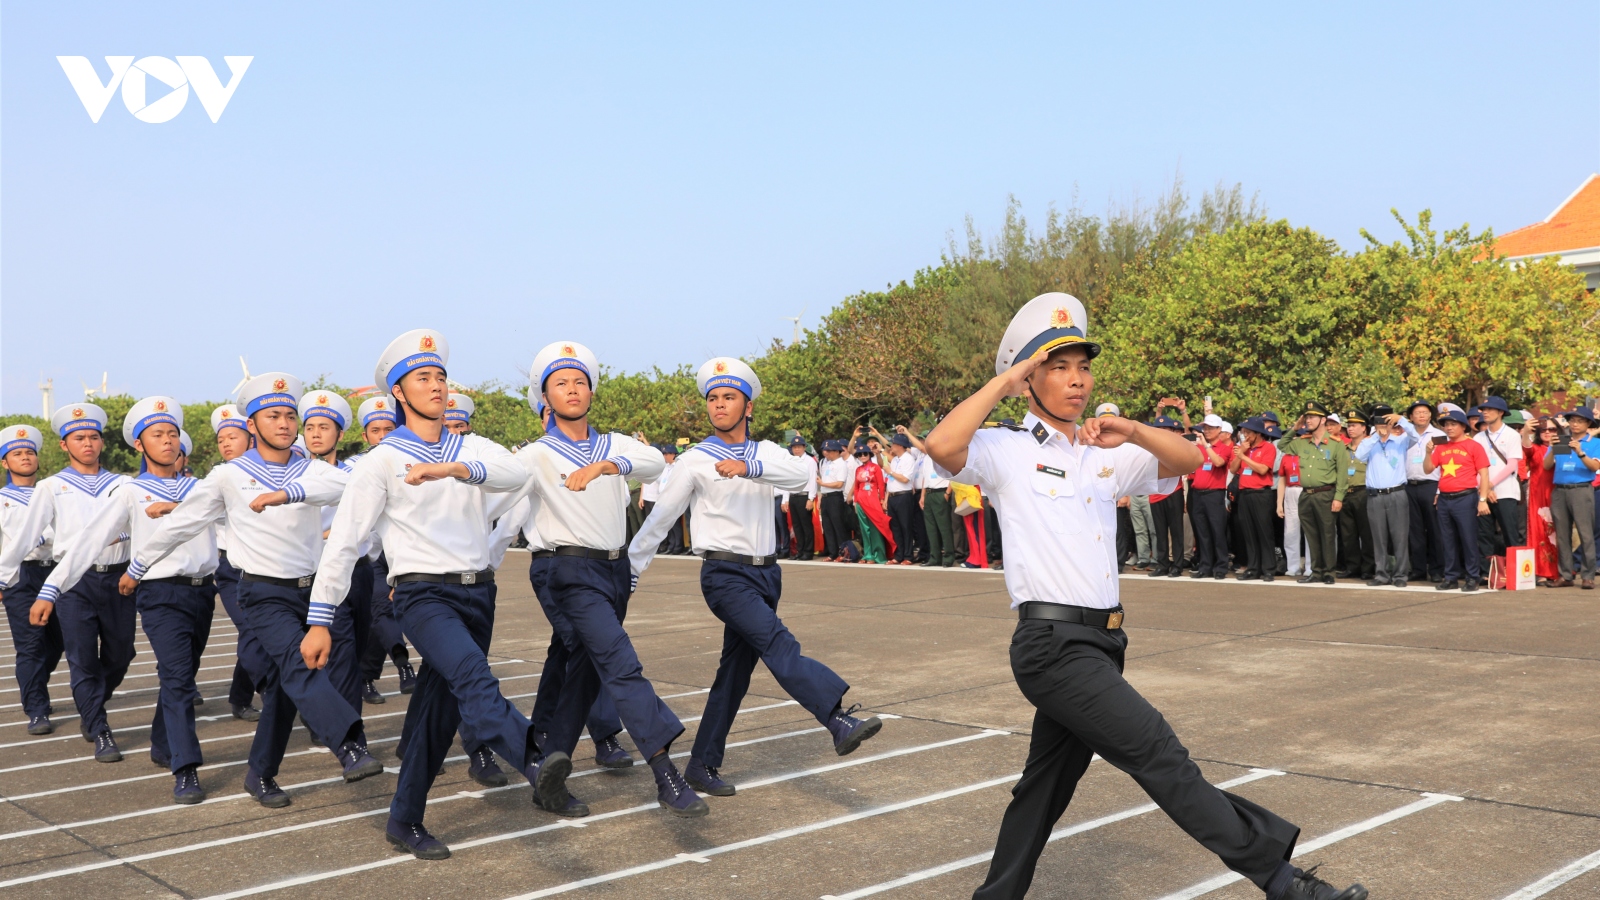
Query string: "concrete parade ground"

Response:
xmin=1 ymin=554 xmax=1598 ymax=900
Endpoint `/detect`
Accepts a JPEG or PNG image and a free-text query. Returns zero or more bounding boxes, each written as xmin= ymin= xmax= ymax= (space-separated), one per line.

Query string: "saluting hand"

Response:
xmin=404 ymin=462 xmax=470 ymax=485
xmin=301 ymin=626 xmax=332 ymax=670
xmin=714 ymin=459 xmax=749 ymax=478
xmin=29 ymin=600 xmax=53 ymax=627
xmin=145 ymin=501 xmax=178 ymax=519
xmin=998 ymin=351 xmax=1046 ymax=398
xmin=249 ymin=490 xmax=290 ymax=514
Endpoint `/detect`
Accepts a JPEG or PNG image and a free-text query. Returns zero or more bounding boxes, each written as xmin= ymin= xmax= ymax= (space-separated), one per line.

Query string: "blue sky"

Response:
xmin=3 ymin=2 xmax=1596 ymax=414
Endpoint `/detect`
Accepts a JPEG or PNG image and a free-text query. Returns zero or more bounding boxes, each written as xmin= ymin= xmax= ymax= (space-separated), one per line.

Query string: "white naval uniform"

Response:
xmin=628 ymin=437 xmax=810 ymax=577
xmin=935 ymin=414 xmax=1175 ymax=609
xmin=0 ymin=485 xmax=53 ymax=566
xmin=514 ymin=429 xmax=665 ymax=550
xmin=308 ymin=430 xmax=525 ymax=626
xmin=0 ymin=470 xmax=129 ymax=589
xmin=40 ymin=475 xmax=217 ymax=604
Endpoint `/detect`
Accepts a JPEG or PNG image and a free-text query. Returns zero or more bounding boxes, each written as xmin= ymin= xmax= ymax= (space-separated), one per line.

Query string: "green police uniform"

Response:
xmin=1276 ymin=402 xmax=1349 ymax=581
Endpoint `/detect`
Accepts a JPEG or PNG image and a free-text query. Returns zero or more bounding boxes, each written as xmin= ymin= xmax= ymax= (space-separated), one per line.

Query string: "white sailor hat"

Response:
xmin=696 ymin=357 xmax=761 ymax=401
xmin=299 ymin=390 xmax=353 ymax=431
xmin=529 ymin=341 xmax=600 ymax=413
xmin=211 ymin=403 xmax=248 ymax=433
xmin=51 ymin=402 xmax=108 ymax=438
xmin=358 ymin=396 xmax=398 ymax=428
xmin=995 ymin=292 xmax=1100 ymax=375
xmin=1 ymin=425 xmax=43 ymax=458
xmin=376 ymin=329 xmax=449 ymax=392
xmin=123 ymin=396 xmax=185 ymax=448
xmin=1094 ymin=402 xmax=1120 ymax=418
xmin=179 ymin=431 xmax=193 ymax=457
xmin=445 ymin=393 xmax=475 ymax=424
xmin=237 ymin=373 xmax=304 ymax=418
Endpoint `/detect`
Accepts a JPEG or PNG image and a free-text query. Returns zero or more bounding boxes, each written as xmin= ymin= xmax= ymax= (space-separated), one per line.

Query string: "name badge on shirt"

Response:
xmin=1202 ymin=463 xmax=1212 ymax=471
xmin=1035 ymin=464 xmax=1066 ymax=479
xmin=1347 ymin=466 xmax=1356 ymax=476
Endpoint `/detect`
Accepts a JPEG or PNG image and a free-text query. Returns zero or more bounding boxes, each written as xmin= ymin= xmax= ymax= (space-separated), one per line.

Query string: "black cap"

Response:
xmin=1345 ymin=409 xmax=1368 ymax=425
xmin=1303 ymin=400 xmax=1329 ymax=417
xmin=890 ymin=433 xmax=912 ymax=448
xmin=1369 ymin=403 xmax=1394 ymax=419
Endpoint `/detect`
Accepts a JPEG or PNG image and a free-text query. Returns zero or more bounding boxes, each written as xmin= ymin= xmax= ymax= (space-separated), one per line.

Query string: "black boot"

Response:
xmin=1279 ymin=864 xmax=1368 ymax=900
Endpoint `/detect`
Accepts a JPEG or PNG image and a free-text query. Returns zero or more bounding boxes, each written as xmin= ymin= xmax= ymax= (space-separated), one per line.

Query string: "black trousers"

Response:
xmin=1478 ymin=497 xmax=1524 ymax=573
xmin=975 ymin=619 xmax=1298 ymax=899
xmin=887 ymin=492 xmax=923 ymax=562
xmin=1150 ymin=492 xmax=1186 ymax=572
xmin=1239 ymin=489 xmax=1277 ymax=578
xmin=1115 ymin=504 xmax=1136 ymax=568
xmin=820 ymin=492 xmax=850 ymax=559
xmin=1189 ymin=489 xmax=1228 ymax=576
xmin=774 ymin=496 xmax=791 ymax=556
xmin=1406 ymin=480 xmax=1444 ymax=580
xmin=1337 ymin=486 xmax=1374 ymax=578
xmin=789 ymin=493 xmax=815 ymax=559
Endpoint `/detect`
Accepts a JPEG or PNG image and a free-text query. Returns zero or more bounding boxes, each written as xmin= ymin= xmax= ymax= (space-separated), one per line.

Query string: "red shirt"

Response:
xmin=1190 ymin=439 xmax=1234 ymax=490
xmin=1239 ymin=442 xmax=1278 ymax=489
xmin=1430 ymin=439 xmax=1489 ymax=494
xmin=1281 ymin=455 xmax=1301 ymax=487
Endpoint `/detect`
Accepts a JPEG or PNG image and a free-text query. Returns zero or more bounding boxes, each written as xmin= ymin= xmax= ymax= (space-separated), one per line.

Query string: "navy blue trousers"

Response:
xmin=525 ymin=555 xmax=623 ymax=742
xmin=3 ymin=563 xmax=64 ymax=719
xmin=323 ymin=560 xmax=372 ymax=733
xmin=692 ymin=559 xmax=848 ymax=767
xmin=390 ymin=580 xmax=534 ymax=823
xmin=361 ymin=555 xmax=407 ymax=680
xmin=238 ymin=579 xmax=361 ymax=779
xmin=216 ymin=553 xmax=268 ymax=708
xmin=138 ymin=580 xmax=214 ymax=771
xmin=544 ymin=556 xmax=683 ymax=761
xmin=1438 ymin=492 xmax=1482 ymax=585
xmin=57 ymin=567 xmax=137 ymax=737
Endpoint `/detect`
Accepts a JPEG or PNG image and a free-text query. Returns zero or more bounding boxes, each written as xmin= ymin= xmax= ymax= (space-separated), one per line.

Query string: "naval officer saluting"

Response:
xmin=127 ymin=373 xmax=383 ymax=807
xmin=628 ymin=357 xmax=882 ymax=797
xmin=924 ymin=293 xmax=1366 ymax=900
xmin=300 ymin=329 xmax=538 ymax=859
xmin=40 ymin=398 xmax=218 ymax=802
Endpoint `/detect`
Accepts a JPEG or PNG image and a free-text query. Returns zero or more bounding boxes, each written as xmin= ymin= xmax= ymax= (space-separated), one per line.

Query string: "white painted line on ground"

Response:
xmin=820 ymin=769 xmax=1285 ymax=899
xmin=0 ymin=661 xmax=243 ymax=696
xmin=188 ymin=730 xmax=1009 ymax=900
xmin=0 ymin=632 xmax=243 ymax=663
xmin=0 ymin=648 xmax=241 ymax=680
xmin=1152 ymin=792 xmax=1464 ymax=900
xmin=1500 ymin=848 xmax=1600 ymax=899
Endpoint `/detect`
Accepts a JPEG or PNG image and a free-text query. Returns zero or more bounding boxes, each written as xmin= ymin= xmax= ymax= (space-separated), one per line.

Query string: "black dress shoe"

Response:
xmin=1189 ymin=569 xmax=1206 ymax=579
xmin=1436 ymin=580 xmax=1459 ymax=590
xmin=1462 ymin=581 xmax=1479 ymax=592
xmin=1393 ymin=580 xmax=1408 ymax=589
xmin=1262 ymin=573 xmax=1274 ymax=583
xmin=232 ymin=703 xmax=261 ymax=722
xmin=1334 ymin=570 xmax=1353 ymax=579
xmin=1282 ymin=864 xmax=1368 ymax=900
xmin=1238 ymin=572 xmax=1260 ymax=581
xmin=1296 ymin=575 xmax=1316 ymax=584
xmin=1365 ymin=578 xmax=1388 ymax=587
xmin=1322 ymin=575 xmax=1335 ymax=584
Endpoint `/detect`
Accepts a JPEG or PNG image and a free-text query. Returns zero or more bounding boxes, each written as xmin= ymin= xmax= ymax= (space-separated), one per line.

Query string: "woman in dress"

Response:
xmin=848 ymin=445 xmax=896 ymax=564
xmin=1524 ymin=416 xmax=1559 ymax=586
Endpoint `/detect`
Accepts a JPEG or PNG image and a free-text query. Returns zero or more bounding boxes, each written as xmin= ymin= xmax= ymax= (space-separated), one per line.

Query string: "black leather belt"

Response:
xmin=1555 ymin=483 xmax=1594 ymax=489
xmin=92 ymin=562 xmax=129 ymax=574
xmin=1368 ymin=486 xmax=1403 ymax=495
xmin=704 ymin=551 xmax=778 ymax=567
xmin=145 ymin=574 xmax=216 ymax=587
xmin=21 ymin=559 xmax=57 ymax=569
xmin=1406 ymin=479 xmax=1434 ymax=486
xmin=241 ymin=572 xmax=315 ymax=589
xmin=394 ymin=570 xmax=494 ymax=585
xmin=1303 ymin=485 xmax=1334 ymax=494
xmin=550 ymin=546 xmax=624 ymax=561
xmin=1439 ymin=489 xmax=1477 ymax=499
xmin=528 ymin=550 xmax=555 ymax=559
xmin=1018 ymin=602 xmax=1124 ymax=630
xmin=1346 ymin=485 xmax=1366 ymax=493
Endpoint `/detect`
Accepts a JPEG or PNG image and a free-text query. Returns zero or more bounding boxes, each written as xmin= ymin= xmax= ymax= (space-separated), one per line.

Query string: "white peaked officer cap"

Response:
xmin=1095 ymin=402 xmax=1120 ymax=418
xmin=179 ymin=431 xmax=193 ymax=457
xmin=237 ymin=373 xmax=304 ymax=417
xmin=123 ymin=396 xmax=185 ymax=448
xmin=358 ymin=396 xmax=398 ymax=428
xmin=299 ymin=390 xmax=353 ymax=431
xmin=529 ymin=341 xmax=600 ymax=413
xmin=211 ymin=403 xmax=248 ymax=433
xmin=994 ymin=292 xmax=1101 ymax=375
xmin=376 ymin=329 xmax=449 ymax=392
xmin=1 ymin=424 xmax=43 ymax=458
xmin=52 ymin=402 xmax=108 ymax=438
xmin=696 ymin=357 xmax=761 ymax=401
xmin=445 ymin=393 xmax=475 ymax=423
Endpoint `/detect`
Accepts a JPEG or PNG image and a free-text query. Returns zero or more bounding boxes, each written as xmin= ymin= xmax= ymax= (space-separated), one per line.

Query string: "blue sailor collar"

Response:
xmin=536 ymin=425 xmax=614 ymax=469
xmin=230 ymin=447 xmax=312 ymax=490
xmin=133 ymin=472 xmax=199 ymax=502
xmin=54 ymin=468 xmax=124 ymax=497
xmin=693 ymin=433 xmax=764 ymax=477
xmin=0 ymin=483 xmax=34 ymax=504
xmin=380 ymin=426 xmax=464 ymax=464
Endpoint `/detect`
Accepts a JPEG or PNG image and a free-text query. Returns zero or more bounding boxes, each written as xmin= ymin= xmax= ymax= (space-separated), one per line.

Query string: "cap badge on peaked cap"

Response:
xmin=15 ymin=428 xmax=25 ymax=438
xmin=72 ymin=408 xmax=84 ymax=419
xmin=1050 ymin=306 xmax=1073 ymax=329
xmin=153 ymin=401 xmax=167 ymax=412
xmin=562 ymin=344 xmax=575 ymax=356
xmin=273 ymin=378 xmax=287 ymax=392
xmin=420 ymin=335 xmax=436 ymax=352
xmin=220 ymin=409 xmax=232 ymax=418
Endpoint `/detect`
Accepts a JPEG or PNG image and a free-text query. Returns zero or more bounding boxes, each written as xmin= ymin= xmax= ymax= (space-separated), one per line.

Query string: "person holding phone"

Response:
xmin=1424 ymin=408 xmax=1493 ymax=591
xmin=1542 ymin=407 xmax=1600 ymax=588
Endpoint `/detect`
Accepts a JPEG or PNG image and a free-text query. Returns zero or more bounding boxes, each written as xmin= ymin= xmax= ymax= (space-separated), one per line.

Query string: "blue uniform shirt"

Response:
xmin=1551 ymin=436 xmax=1600 ymax=485
xmin=1353 ymin=431 xmax=1415 ymax=490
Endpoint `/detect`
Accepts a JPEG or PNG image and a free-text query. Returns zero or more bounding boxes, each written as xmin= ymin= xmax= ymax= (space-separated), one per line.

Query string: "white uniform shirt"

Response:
xmin=0 ymin=469 xmax=129 ymax=589
xmin=1401 ymin=421 xmax=1446 ymax=482
xmin=130 ymin=450 xmax=348 ymax=584
xmin=307 ymin=430 xmax=525 ymax=625
xmin=41 ymin=475 xmax=217 ymax=604
xmin=887 ymin=450 xmax=920 ymax=493
xmin=918 ymin=453 xmax=950 ymax=491
xmin=1474 ymin=424 xmax=1523 ymax=502
xmin=798 ymin=452 xmax=819 ymax=499
xmin=0 ymin=485 xmax=52 ymax=567
xmin=818 ymin=456 xmax=849 ymax=494
xmin=628 ymin=437 xmax=809 ymax=577
xmin=515 ymin=427 xmax=665 ymax=551
xmin=936 ymin=414 xmax=1176 ymax=610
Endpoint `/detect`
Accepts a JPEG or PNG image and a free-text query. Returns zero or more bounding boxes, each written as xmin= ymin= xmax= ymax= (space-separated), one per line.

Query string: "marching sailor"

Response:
xmin=628 ymin=357 xmax=882 ymax=797
xmin=0 ymin=403 xmax=133 ymax=762
xmin=300 ymin=329 xmax=538 ymax=859
xmin=0 ymin=425 xmax=64 ymax=736
xmin=515 ymin=340 xmax=705 ymax=820
xmin=127 ymin=374 xmax=383 ymax=807
xmin=208 ymin=404 xmax=265 ymax=722
xmin=444 ymin=392 xmax=475 ymax=435
xmin=41 ymin=398 xmax=217 ymax=802
xmin=924 ymin=293 xmax=1366 ymax=900
xmin=353 ymin=396 xmax=419 ymax=698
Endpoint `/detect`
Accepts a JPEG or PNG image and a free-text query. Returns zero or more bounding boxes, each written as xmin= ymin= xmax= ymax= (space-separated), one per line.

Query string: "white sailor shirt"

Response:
xmin=628 ymin=436 xmax=809 ymax=577
xmin=936 ymin=413 xmax=1176 ymax=610
xmin=41 ymin=474 xmax=217 ymax=604
xmin=0 ymin=469 xmax=129 ymax=589
xmin=130 ymin=450 xmax=348 ymax=584
xmin=306 ymin=429 xmax=524 ymax=625
xmin=516 ymin=427 xmax=664 ymax=551
xmin=0 ymin=484 xmax=52 ymax=568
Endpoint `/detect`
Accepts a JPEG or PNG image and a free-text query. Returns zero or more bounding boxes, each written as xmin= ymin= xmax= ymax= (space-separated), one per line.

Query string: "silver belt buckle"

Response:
xmin=93 ymin=564 xmax=109 ymax=573
xmin=297 ymin=576 xmax=314 ymax=588
xmin=607 ymin=549 xmax=620 ymax=560
xmin=190 ymin=577 xmax=204 ymax=586
xmin=460 ymin=572 xmax=477 ymax=585
xmin=754 ymin=556 xmax=769 ymax=566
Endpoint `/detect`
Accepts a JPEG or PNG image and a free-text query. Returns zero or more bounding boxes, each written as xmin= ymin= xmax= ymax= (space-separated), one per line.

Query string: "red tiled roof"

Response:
xmin=1495 ymin=174 xmax=1600 ymax=258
